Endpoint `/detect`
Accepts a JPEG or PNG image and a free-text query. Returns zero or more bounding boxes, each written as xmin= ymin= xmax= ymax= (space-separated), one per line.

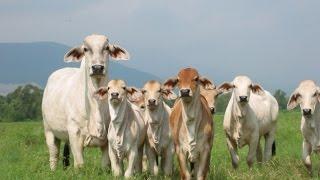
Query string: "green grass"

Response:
xmin=0 ymin=111 xmax=318 ymax=179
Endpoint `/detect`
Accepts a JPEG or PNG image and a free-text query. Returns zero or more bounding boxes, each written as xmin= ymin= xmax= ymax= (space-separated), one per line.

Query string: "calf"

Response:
xmin=42 ymin=34 xmax=129 ymax=170
xmin=163 ymin=68 xmax=214 ymax=180
xmin=95 ymin=80 xmax=146 ymax=178
xmin=141 ymin=80 xmax=176 ymax=175
xmin=287 ymin=80 xmax=320 ymax=176
xmin=199 ymin=77 xmax=222 ymax=114
xmin=218 ymin=76 xmax=278 ymax=168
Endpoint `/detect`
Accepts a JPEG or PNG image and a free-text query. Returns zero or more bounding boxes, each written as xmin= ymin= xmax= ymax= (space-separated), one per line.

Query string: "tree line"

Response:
xmin=0 ymin=84 xmax=289 ymax=122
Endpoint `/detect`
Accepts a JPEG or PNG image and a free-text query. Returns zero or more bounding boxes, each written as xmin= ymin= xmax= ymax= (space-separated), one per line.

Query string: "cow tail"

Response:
xmin=272 ymin=140 xmax=276 ymax=156
xmin=63 ymin=142 xmax=70 ymax=169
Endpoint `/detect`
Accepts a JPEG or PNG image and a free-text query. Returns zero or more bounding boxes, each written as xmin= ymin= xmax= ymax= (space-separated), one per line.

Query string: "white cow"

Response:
xmin=42 ymin=34 xmax=130 ymax=170
xmin=218 ymin=76 xmax=278 ymax=168
xmin=95 ymin=80 xmax=146 ymax=178
xmin=287 ymin=80 xmax=320 ymax=176
xmin=141 ymin=80 xmax=176 ymax=175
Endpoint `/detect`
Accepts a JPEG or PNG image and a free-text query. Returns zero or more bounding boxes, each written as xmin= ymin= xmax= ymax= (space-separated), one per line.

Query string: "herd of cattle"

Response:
xmin=41 ymin=34 xmax=320 ymax=179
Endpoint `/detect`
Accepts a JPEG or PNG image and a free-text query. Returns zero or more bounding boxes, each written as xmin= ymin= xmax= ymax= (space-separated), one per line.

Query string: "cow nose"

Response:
xmin=239 ymin=96 xmax=248 ymax=102
xmin=180 ymin=89 xmax=191 ymax=97
xmin=210 ymin=107 xmax=215 ymax=114
xmin=111 ymin=92 xmax=119 ymax=97
xmin=148 ymin=99 xmax=156 ymax=105
xmin=303 ymin=109 xmax=312 ymax=116
xmin=92 ymin=65 xmax=104 ymax=74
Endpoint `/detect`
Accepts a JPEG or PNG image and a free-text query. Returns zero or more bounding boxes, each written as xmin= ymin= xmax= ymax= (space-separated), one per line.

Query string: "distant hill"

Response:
xmin=0 ymin=42 xmax=160 ymax=91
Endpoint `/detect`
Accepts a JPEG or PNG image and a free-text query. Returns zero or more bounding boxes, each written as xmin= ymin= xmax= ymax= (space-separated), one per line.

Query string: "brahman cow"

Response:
xmin=199 ymin=77 xmax=222 ymax=114
xmin=287 ymin=80 xmax=320 ymax=176
xmin=95 ymin=80 xmax=146 ymax=178
xmin=42 ymin=34 xmax=130 ymax=170
xmin=141 ymin=80 xmax=176 ymax=175
xmin=218 ymin=75 xmax=278 ymax=168
xmin=163 ymin=68 xmax=214 ymax=180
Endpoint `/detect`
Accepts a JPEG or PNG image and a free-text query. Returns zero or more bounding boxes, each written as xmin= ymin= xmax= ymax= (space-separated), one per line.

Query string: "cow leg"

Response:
xmin=196 ymin=146 xmax=211 ymax=180
xmin=256 ymin=138 xmax=263 ymax=163
xmin=109 ymin=146 xmax=123 ymax=176
xmin=247 ymin=136 xmax=259 ymax=168
xmin=162 ymin=145 xmax=174 ymax=176
xmin=142 ymin=145 xmax=148 ymax=172
xmin=125 ymin=147 xmax=138 ymax=178
xmin=100 ymin=144 xmax=110 ymax=170
xmin=68 ymin=132 xmax=84 ymax=168
xmin=146 ymin=143 xmax=159 ymax=175
xmin=302 ymin=140 xmax=312 ymax=176
xmin=135 ymin=145 xmax=144 ymax=173
xmin=264 ymin=129 xmax=276 ymax=162
xmin=45 ymin=130 xmax=60 ymax=171
xmin=226 ymin=136 xmax=239 ymax=169
xmin=176 ymin=147 xmax=191 ymax=180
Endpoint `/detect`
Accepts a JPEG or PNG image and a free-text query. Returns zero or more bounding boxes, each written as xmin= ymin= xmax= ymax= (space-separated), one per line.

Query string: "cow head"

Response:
xmin=94 ymin=80 xmax=140 ymax=106
xmin=200 ymin=77 xmax=222 ymax=114
xmin=163 ymin=68 xmax=212 ymax=103
xmin=287 ymin=80 xmax=320 ymax=118
xmin=218 ymin=76 xmax=264 ymax=105
xmin=64 ymin=34 xmax=130 ymax=78
xmin=141 ymin=80 xmax=177 ymax=111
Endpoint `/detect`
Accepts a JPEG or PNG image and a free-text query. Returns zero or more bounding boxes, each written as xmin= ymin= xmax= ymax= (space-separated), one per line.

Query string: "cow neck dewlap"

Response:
xmin=231 ymin=93 xmax=249 ymax=145
xmin=145 ymin=102 xmax=166 ymax=152
xmin=181 ymin=89 xmax=202 ymax=162
xmin=108 ymin=99 xmax=129 ymax=159
xmin=82 ymin=60 xmax=108 ymax=142
xmin=306 ymin=103 xmax=320 ymax=130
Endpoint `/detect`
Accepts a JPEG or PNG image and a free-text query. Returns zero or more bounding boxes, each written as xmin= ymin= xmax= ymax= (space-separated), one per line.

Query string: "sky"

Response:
xmin=0 ymin=0 xmax=319 ymax=92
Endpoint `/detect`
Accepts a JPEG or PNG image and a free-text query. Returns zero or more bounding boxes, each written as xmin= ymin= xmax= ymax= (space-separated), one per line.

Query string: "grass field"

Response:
xmin=0 ymin=111 xmax=319 ymax=179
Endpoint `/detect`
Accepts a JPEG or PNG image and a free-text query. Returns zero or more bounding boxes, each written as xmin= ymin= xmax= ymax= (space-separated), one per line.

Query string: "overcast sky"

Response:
xmin=1 ymin=0 xmax=319 ymax=92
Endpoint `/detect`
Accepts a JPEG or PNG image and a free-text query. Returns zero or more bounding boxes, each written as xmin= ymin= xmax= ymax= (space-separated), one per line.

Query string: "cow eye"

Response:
xmin=313 ymin=92 xmax=318 ymax=97
xmin=83 ymin=47 xmax=88 ymax=52
xmin=104 ymin=46 xmax=109 ymax=51
xmin=141 ymin=90 xmax=146 ymax=94
xmin=194 ymin=76 xmax=199 ymax=81
xmin=158 ymin=89 xmax=162 ymax=93
xmin=122 ymin=87 xmax=126 ymax=90
xmin=107 ymin=87 xmax=110 ymax=90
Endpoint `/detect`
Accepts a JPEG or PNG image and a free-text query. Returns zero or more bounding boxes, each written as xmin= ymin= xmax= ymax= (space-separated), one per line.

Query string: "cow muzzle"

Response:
xmin=239 ymin=96 xmax=248 ymax=103
xmin=110 ymin=92 xmax=121 ymax=103
xmin=303 ymin=109 xmax=312 ymax=117
xmin=91 ymin=65 xmax=105 ymax=76
xmin=147 ymin=99 xmax=157 ymax=110
xmin=180 ymin=89 xmax=191 ymax=97
xmin=210 ymin=107 xmax=215 ymax=114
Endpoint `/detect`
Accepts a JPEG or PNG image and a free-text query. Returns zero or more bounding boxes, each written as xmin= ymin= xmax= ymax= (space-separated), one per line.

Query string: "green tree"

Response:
xmin=273 ymin=89 xmax=288 ymax=110
xmin=216 ymin=93 xmax=231 ymax=114
xmin=3 ymin=84 xmax=43 ymax=122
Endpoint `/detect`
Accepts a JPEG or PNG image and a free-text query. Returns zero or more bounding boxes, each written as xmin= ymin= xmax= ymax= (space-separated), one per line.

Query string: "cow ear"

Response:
xmin=287 ymin=92 xmax=301 ymax=110
xmin=250 ymin=84 xmax=264 ymax=95
xmin=94 ymin=87 xmax=108 ymax=100
xmin=163 ymin=77 xmax=178 ymax=91
xmin=108 ymin=44 xmax=130 ymax=60
xmin=317 ymin=87 xmax=320 ymax=102
xmin=199 ymin=77 xmax=215 ymax=90
xmin=64 ymin=46 xmax=84 ymax=62
xmin=218 ymin=82 xmax=234 ymax=93
xmin=161 ymin=88 xmax=177 ymax=101
xmin=126 ymin=87 xmax=142 ymax=102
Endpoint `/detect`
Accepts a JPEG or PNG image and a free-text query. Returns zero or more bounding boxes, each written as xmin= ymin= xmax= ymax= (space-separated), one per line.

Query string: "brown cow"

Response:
xmin=163 ymin=68 xmax=214 ymax=180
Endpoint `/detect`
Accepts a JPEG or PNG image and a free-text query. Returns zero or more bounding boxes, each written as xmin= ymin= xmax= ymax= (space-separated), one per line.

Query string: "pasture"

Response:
xmin=0 ymin=111 xmax=317 ymax=179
